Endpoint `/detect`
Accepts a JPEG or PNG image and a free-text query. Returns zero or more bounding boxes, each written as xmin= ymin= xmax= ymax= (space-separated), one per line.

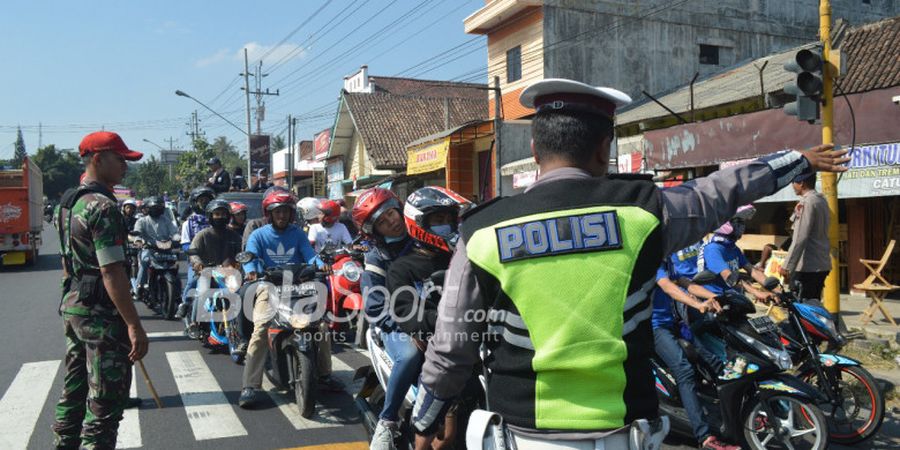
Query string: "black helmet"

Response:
xmin=144 ymin=196 xmax=165 ymax=218
xmin=403 ymin=186 xmax=472 ymax=253
xmin=205 ymin=199 xmax=231 ymax=219
xmin=206 ymin=157 xmax=222 ymax=166
xmin=189 ymin=187 xmax=215 ymax=214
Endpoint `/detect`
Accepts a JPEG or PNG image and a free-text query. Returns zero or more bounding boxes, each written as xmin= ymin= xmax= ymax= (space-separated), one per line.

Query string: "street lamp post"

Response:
xmin=175 ymin=90 xmax=252 ymax=182
xmin=143 ymin=138 xmax=175 ymax=183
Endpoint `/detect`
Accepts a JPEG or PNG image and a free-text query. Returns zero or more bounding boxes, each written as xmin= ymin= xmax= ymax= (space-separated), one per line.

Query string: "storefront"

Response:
xmin=403 ymin=120 xmax=494 ymax=202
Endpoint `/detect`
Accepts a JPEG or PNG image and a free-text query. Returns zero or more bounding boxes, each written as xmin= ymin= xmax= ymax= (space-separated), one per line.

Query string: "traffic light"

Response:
xmin=783 ymin=47 xmax=823 ymax=123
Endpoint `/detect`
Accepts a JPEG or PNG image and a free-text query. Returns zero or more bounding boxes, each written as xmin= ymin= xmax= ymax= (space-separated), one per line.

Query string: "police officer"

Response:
xmin=410 ymin=78 xmax=850 ymax=449
xmin=52 ymin=131 xmax=150 ymax=449
xmin=206 ymin=157 xmax=231 ymax=193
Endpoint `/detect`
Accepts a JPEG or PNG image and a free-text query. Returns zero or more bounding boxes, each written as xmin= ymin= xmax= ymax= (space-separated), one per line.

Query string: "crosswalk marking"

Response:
xmin=116 ymin=371 xmax=141 ymax=448
xmin=165 ymin=351 xmax=248 ymax=441
xmin=262 ymin=379 xmax=343 ymax=430
xmin=331 ymin=355 xmax=364 ymax=395
xmin=147 ymin=331 xmax=187 ymax=339
xmin=0 ymin=360 xmax=60 ymax=449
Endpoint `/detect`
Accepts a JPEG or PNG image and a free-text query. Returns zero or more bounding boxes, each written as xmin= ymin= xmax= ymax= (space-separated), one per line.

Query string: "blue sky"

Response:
xmin=0 ymin=0 xmax=487 ymax=161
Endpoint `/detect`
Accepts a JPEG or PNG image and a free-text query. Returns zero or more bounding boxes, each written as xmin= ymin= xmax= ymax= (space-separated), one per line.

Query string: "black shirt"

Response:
xmin=387 ymin=249 xmax=451 ymax=339
xmin=209 ymin=169 xmax=231 ymax=193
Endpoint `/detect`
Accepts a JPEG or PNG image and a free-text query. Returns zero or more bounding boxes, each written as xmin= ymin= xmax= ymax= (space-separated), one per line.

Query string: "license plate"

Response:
xmin=274 ymin=283 xmax=318 ymax=297
xmin=1 ymin=252 xmax=26 ymax=265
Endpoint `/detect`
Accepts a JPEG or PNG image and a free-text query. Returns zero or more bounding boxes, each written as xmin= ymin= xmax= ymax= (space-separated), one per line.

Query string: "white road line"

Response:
xmin=116 ymin=371 xmax=141 ymax=448
xmin=262 ymin=379 xmax=342 ymax=430
xmin=147 ymin=331 xmax=186 ymax=339
xmin=331 ymin=354 xmax=364 ymax=396
xmin=0 ymin=360 xmax=61 ymax=449
xmin=165 ymin=351 xmax=247 ymax=441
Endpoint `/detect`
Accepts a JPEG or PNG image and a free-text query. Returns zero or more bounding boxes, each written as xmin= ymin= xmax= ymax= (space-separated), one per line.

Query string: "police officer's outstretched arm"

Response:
xmin=660 ymin=144 xmax=848 ymax=255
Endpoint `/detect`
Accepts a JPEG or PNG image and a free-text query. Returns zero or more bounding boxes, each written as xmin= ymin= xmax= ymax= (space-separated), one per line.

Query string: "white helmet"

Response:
xmin=123 ymin=199 xmax=137 ymax=207
xmin=298 ymin=197 xmax=323 ymax=221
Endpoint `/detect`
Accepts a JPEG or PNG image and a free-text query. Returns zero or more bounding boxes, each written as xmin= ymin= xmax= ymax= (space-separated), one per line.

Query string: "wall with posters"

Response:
xmin=326 ymin=158 xmax=344 ymax=200
xmin=315 ymin=128 xmax=331 ymax=162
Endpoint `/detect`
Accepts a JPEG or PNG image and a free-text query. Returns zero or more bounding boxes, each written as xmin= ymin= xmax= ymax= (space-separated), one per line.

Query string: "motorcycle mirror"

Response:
xmin=762 ymin=276 xmax=781 ymax=291
xmin=692 ymin=270 xmax=717 ymax=284
xmin=235 ymin=252 xmax=255 ymax=264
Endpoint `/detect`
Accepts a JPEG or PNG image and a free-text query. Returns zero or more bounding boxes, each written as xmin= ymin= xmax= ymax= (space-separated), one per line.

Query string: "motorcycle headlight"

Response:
xmin=155 ymin=240 xmax=172 ymax=250
xmin=736 ymin=330 xmax=793 ymax=371
xmin=341 ymin=262 xmax=361 ymax=283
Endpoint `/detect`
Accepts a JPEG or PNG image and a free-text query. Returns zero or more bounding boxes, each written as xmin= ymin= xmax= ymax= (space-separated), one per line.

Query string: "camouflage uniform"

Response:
xmin=52 ymin=183 xmax=133 ymax=450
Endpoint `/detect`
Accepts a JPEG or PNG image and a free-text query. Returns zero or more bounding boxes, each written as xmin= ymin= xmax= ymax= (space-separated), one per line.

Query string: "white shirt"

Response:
xmin=307 ymin=222 xmax=353 ymax=253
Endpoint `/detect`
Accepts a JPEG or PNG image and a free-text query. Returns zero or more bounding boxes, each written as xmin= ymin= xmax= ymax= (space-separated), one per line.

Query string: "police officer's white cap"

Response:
xmin=520 ymin=78 xmax=632 ymax=119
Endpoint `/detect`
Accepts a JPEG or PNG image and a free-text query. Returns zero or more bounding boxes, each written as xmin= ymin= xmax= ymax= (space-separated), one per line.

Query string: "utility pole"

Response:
xmin=820 ymin=0 xmax=841 ymax=314
xmin=185 ymin=111 xmax=204 ymax=145
xmin=493 ymin=76 xmax=503 ymax=198
xmin=248 ymin=62 xmax=280 ymax=135
xmin=287 ymin=115 xmax=294 ymax=192
xmin=164 ymin=137 xmax=176 ymax=151
xmin=242 ymin=48 xmax=253 ymax=184
xmin=38 ymin=122 xmax=42 ymax=149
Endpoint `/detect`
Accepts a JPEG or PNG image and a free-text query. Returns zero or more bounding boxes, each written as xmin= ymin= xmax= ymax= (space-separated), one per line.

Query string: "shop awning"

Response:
xmin=500 ymin=157 xmax=537 ymax=176
xmin=406 ymin=137 xmax=450 ymax=175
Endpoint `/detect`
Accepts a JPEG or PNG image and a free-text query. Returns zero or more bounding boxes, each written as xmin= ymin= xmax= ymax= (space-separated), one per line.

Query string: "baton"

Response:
xmin=137 ymin=360 xmax=163 ymax=409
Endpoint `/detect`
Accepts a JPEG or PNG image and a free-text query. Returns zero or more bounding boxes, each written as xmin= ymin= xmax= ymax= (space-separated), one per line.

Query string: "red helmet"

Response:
xmin=403 ymin=186 xmax=472 ymax=253
xmin=262 ymin=191 xmax=297 ymax=215
xmin=352 ymin=188 xmax=401 ymax=236
xmin=319 ymin=200 xmax=341 ymax=226
xmin=229 ymin=201 xmax=248 ymax=215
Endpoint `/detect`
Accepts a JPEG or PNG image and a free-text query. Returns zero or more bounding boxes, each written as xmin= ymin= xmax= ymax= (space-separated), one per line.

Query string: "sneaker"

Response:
xmin=125 ymin=397 xmax=142 ymax=409
xmin=369 ymin=419 xmax=399 ymax=450
xmin=238 ymin=387 xmax=257 ymax=409
xmin=175 ymin=302 xmax=190 ymax=319
xmin=701 ymin=436 xmax=740 ymax=450
xmin=317 ymin=375 xmax=345 ymax=392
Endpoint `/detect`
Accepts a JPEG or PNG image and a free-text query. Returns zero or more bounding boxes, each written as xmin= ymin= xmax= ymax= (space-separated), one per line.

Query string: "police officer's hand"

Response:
xmin=799 ymin=144 xmax=850 ymax=173
xmin=128 ymin=324 xmax=149 ymax=361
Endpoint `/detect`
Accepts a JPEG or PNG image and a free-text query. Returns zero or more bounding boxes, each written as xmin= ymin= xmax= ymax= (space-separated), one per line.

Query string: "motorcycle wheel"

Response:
xmin=293 ymin=348 xmax=316 ymax=419
xmin=801 ymin=364 xmax=885 ymax=444
xmin=743 ymin=394 xmax=828 ymax=450
xmin=164 ymin=277 xmax=179 ymax=320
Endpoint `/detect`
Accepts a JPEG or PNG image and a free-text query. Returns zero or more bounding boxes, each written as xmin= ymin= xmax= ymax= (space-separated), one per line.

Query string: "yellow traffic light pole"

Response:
xmin=820 ymin=0 xmax=841 ymax=313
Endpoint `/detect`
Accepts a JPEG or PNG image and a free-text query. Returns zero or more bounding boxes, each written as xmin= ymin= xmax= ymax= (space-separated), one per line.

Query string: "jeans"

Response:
xmin=181 ymin=264 xmax=197 ymax=307
xmin=379 ymin=331 xmax=424 ymax=422
xmin=133 ymin=249 xmax=151 ymax=292
xmin=654 ymin=327 xmax=710 ymax=443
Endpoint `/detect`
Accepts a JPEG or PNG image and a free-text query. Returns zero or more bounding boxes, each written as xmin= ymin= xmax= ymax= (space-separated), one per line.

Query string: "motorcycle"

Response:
xmin=191 ymin=261 xmax=246 ymax=364
xmin=143 ymin=238 xmax=181 ymax=319
xmin=355 ymin=270 xmax=484 ymax=449
xmin=769 ymin=279 xmax=885 ymax=445
xmin=236 ymin=251 xmax=327 ymax=418
xmin=653 ymin=271 xmax=830 ymax=449
xmin=318 ymin=239 xmax=366 ymax=345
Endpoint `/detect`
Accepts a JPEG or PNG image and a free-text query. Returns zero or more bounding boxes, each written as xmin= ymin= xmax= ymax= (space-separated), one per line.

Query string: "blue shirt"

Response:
xmin=670 ymin=242 xmax=702 ymax=280
xmin=651 ymin=265 xmax=675 ymax=329
xmin=243 ymin=224 xmax=318 ymax=274
xmin=700 ymin=240 xmax=749 ymax=295
xmin=652 ymin=242 xmax=704 ymax=329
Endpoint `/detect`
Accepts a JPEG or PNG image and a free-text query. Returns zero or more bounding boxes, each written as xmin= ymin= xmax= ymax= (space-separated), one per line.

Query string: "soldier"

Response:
xmin=52 ymin=131 xmax=149 ymax=450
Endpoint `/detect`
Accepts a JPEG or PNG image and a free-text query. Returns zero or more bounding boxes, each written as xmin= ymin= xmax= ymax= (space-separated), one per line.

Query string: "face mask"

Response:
xmin=149 ymin=208 xmax=164 ymax=218
xmin=430 ymin=224 xmax=453 ymax=237
xmin=384 ymin=235 xmax=405 ymax=244
xmin=210 ymin=217 xmax=229 ymax=230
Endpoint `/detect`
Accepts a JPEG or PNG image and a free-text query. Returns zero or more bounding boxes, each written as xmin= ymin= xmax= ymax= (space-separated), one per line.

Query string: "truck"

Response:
xmin=0 ymin=157 xmax=43 ymax=266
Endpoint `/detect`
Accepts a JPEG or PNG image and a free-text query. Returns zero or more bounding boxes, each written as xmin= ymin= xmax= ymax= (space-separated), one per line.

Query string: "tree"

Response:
xmin=31 ymin=145 xmax=83 ymax=200
xmin=13 ymin=127 xmax=27 ymax=166
xmin=271 ymin=135 xmax=286 ymax=153
xmin=123 ymin=156 xmax=178 ymax=198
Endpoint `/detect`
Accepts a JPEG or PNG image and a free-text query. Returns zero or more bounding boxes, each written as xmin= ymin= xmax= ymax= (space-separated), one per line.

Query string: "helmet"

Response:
xmin=353 ymin=188 xmax=401 ymax=236
xmin=144 ymin=196 xmax=165 ymax=217
xmin=319 ymin=200 xmax=341 ymax=226
xmin=122 ymin=199 xmax=137 ymax=208
xmin=205 ymin=199 xmax=231 ymax=217
xmin=403 ymin=186 xmax=472 ymax=253
xmin=206 ymin=157 xmax=222 ymax=166
xmin=715 ymin=204 xmax=756 ymax=236
xmin=298 ymin=197 xmax=323 ymax=221
xmin=229 ymin=201 xmax=248 ymax=215
xmin=189 ymin=186 xmax=215 ymax=213
xmin=263 ymin=191 xmax=297 ymax=214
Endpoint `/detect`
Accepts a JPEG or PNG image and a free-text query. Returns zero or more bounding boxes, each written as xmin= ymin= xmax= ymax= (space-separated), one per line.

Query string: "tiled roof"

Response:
xmin=618 ymin=15 xmax=900 ymax=126
xmin=836 ymin=16 xmax=900 ymax=94
xmin=344 ymin=76 xmax=488 ymax=169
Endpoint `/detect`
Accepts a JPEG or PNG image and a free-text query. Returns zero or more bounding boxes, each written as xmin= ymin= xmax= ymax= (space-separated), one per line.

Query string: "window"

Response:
xmin=507 ymin=46 xmax=522 ymax=83
xmin=699 ymin=44 xmax=720 ymax=65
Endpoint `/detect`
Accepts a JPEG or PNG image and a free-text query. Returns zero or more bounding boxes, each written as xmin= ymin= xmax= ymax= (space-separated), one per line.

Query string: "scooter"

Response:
xmin=653 ymin=271 xmax=830 ymax=450
xmin=143 ymin=238 xmax=181 ymax=319
xmin=770 ymin=279 xmax=885 ymax=445
xmin=236 ymin=251 xmax=327 ymax=419
xmin=318 ymin=239 xmax=366 ymax=344
xmin=192 ymin=262 xmax=246 ymax=364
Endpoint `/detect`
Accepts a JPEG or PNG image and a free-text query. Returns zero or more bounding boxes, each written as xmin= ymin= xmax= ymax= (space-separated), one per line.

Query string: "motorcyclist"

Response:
xmin=182 ymin=199 xmax=244 ymax=337
xmin=653 ymin=243 xmax=737 ymax=450
xmin=369 ymin=186 xmax=470 ymax=450
xmin=132 ymin=196 xmax=179 ymax=300
xmin=307 ymin=199 xmax=353 ymax=253
xmin=179 ymin=187 xmax=215 ymax=312
xmin=228 ymin=201 xmax=248 ymax=237
xmin=238 ymin=190 xmax=343 ymax=408
xmin=298 ymin=197 xmax=322 ymax=233
xmin=409 ymin=78 xmax=849 ymax=449
xmin=242 ymin=186 xmax=290 ymax=250
xmin=121 ymin=199 xmax=138 ymax=231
